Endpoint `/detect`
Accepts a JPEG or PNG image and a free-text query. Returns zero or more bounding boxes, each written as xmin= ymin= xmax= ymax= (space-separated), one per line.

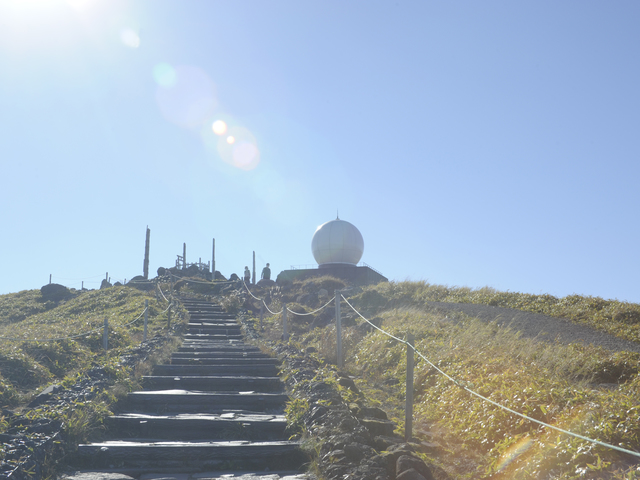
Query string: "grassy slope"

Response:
xmin=0 ymin=285 xmax=179 ymax=415
xmin=251 ymin=279 xmax=640 ymax=480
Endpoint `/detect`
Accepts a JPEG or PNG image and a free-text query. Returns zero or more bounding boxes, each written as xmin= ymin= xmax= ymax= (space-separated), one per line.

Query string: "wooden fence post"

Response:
xmin=260 ymin=302 xmax=264 ymax=331
xmin=282 ymin=303 xmax=288 ymax=340
xmin=103 ymin=317 xmax=109 ymax=352
xmin=143 ymin=299 xmax=148 ymax=342
xmin=335 ymin=291 xmax=343 ymax=368
xmin=405 ymin=333 xmax=415 ymax=441
xmin=167 ymin=302 xmax=172 ymax=329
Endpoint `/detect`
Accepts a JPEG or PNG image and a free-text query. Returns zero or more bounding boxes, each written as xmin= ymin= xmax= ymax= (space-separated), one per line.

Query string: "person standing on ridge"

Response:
xmin=261 ymin=263 xmax=271 ymax=281
xmin=244 ymin=266 xmax=251 ymax=285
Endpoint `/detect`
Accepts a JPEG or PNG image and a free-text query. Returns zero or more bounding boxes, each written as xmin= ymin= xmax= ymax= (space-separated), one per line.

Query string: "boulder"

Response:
xmin=40 ymin=283 xmax=72 ymax=301
xmin=397 ymin=455 xmax=434 ymax=480
xmin=257 ymin=279 xmax=276 ymax=288
xmin=100 ymin=279 xmax=112 ymax=289
xmin=230 ymin=273 xmax=240 ymax=281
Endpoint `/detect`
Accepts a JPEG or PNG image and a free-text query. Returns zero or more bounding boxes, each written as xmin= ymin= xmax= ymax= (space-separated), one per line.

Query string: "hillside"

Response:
xmin=237 ymin=278 xmax=640 ymax=480
xmin=0 ymin=285 xmax=185 ymax=477
xmin=2 ymin=279 xmax=640 ymax=479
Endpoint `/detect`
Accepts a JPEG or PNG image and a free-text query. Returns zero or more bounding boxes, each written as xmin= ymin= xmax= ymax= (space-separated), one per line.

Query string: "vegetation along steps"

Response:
xmin=72 ymin=298 xmax=309 ymax=479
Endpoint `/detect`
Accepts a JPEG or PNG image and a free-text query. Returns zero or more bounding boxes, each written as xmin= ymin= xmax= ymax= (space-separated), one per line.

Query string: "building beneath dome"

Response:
xmin=277 ymin=216 xmax=388 ymax=286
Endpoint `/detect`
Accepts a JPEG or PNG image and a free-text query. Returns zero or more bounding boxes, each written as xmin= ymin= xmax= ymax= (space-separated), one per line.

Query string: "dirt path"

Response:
xmin=425 ymin=301 xmax=640 ymax=354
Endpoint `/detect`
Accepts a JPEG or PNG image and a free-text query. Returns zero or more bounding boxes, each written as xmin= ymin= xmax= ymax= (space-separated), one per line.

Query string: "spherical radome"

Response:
xmin=312 ymin=218 xmax=364 ymax=266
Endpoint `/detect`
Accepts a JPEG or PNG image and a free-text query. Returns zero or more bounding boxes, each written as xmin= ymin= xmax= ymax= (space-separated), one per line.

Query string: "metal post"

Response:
xmin=335 ymin=291 xmax=342 ymax=368
xmin=143 ymin=299 xmax=148 ymax=342
xmin=143 ymin=226 xmax=150 ymax=279
xmin=49 ymin=274 xmax=51 ymax=285
xmin=252 ymin=251 xmax=256 ymax=285
xmin=260 ymin=302 xmax=264 ymax=331
xmin=282 ymin=303 xmax=288 ymax=340
xmin=103 ymin=317 xmax=109 ymax=352
xmin=183 ymin=243 xmax=186 ymax=269
xmin=167 ymin=302 xmax=172 ymax=329
xmin=212 ymin=238 xmax=215 ymax=278
xmin=106 ymin=272 xmax=108 ymax=281
xmin=81 ymin=281 xmax=84 ymax=290
xmin=405 ymin=333 xmax=415 ymax=442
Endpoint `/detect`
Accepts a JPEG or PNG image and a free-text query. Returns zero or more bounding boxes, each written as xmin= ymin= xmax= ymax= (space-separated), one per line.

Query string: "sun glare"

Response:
xmin=212 ymin=120 xmax=227 ymax=135
xmin=226 ymin=136 xmax=235 ymax=144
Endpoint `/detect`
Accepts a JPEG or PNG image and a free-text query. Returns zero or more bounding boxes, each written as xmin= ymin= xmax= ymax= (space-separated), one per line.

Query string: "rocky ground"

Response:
xmin=0 ymin=333 xmax=181 ymax=480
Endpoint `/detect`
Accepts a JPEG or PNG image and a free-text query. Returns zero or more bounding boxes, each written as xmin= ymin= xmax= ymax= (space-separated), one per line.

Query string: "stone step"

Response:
xmin=170 ymin=357 xmax=279 ymax=366
xmin=105 ymin=412 xmax=287 ymax=440
xmin=142 ymin=376 xmax=284 ymax=392
xmin=178 ymin=345 xmax=262 ymax=353
xmin=153 ymin=364 xmax=278 ymax=377
xmin=124 ymin=390 xmax=289 ymax=414
xmin=183 ymin=334 xmax=244 ymax=341
xmin=172 ymin=351 xmax=272 ymax=359
xmin=75 ymin=440 xmax=306 ymax=472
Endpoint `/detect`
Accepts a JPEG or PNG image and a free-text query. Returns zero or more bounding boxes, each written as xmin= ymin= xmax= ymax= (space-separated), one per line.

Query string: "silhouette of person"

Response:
xmin=261 ymin=263 xmax=271 ymax=280
xmin=244 ymin=266 xmax=251 ymax=284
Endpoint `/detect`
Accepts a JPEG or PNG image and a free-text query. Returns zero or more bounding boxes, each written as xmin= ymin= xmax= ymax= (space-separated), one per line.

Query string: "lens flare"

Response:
xmin=215 ymin=126 xmax=261 ymax=171
xmin=153 ymin=63 xmax=176 ymax=87
xmin=232 ymin=141 xmax=259 ymax=170
xmin=495 ymin=436 xmax=534 ymax=473
xmin=120 ymin=28 xmax=140 ymax=48
xmin=155 ymin=65 xmax=218 ymax=129
xmin=212 ymin=120 xmax=227 ymax=135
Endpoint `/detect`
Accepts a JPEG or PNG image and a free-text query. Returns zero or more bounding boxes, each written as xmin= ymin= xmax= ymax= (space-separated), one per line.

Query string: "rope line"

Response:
xmin=0 ymin=300 xmax=166 ymax=343
xmin=287 ymin=296 xmax=336 ymax=316
xmin=242 ymin=278 xmax=283 ymax=315
xmin=340 ymin=294 xmax=640 ymax=460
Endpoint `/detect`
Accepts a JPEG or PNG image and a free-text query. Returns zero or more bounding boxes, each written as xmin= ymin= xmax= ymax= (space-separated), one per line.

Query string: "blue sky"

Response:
xmin=1 ymin=1 xmax=639 ymax=302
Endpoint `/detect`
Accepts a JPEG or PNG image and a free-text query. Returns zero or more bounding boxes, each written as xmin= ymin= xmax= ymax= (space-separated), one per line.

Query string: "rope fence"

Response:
xmin=340 ymin=294 xmax=640 ymax=460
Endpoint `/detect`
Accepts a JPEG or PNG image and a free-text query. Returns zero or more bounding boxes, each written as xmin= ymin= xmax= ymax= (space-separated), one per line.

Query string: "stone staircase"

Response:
xmin=73 ymin=298 xmax=308 ymax=479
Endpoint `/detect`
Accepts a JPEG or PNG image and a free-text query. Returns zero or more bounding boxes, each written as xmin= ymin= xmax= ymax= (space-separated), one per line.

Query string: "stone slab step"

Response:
xmin=124 ymin=390 xmax=289 ymax=413
xmin=105 ymin=413 xmax=286 ymax=440
xmin=76 ymin=440 xmax=306 ymax=472
xmin=178 ymin=346 xmax=262 ymax=353
xmin=172 ymin=352 xmax=272 ymax=359
xmin=153 ymin=365 xmax=278 ymax=377
xmin=170 ymin=358 xmax=279 ymax=366
xmin=183 ymin=334 xmax=244 ymax=341
xmin=142 ymin=376 xmax=283 ymax=392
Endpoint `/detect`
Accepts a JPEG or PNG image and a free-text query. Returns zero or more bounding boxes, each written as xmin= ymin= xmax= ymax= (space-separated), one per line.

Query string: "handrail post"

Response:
xmin=282 ymin=303 xmax=288 ymax=340
xmin=143 ymin=299 xmax=148 ymax=342
xmin=260 ymin=302 xmax=264 ymax=331
xmin=335 ymin=291 xmax=342 ymax=368
xmin=103 ymin=317 xmax=109 ymax=352
xmin=405 ymin=333 xmax=415 ymax=442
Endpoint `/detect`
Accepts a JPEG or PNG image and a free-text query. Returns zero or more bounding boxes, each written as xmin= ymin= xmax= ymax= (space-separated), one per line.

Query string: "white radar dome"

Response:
xmin=311 ymin=217 xmax=364 ymax=266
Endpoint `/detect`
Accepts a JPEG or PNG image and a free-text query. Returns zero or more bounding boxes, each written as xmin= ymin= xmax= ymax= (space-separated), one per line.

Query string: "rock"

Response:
xmin=338 ymin=376 xmax=359 ymax=393
xmin=40 ymin=283 xmax=71 ymax=301
xmin=362 ymin=418 xmax=396 ymax=436
xmin=396 ymin=468 xmax=427 ymax=480
xmin=61 ymin=473 xmax=137 ymax=480
xmin=230 ymin=273 xmax=240 ymax=281
xmin=258 ymin=278 xmax=276 ymax=287
xmin=318 ymin=288 xmax=329 ymax=300
xmin=100 ymin=279 xmax=112 ymax=289
xmin=397 ymin=455 xmax=434 ymax=480
xmin=28 ymin=384 xmax=62 ymax=408
xmin=361 ymin=406 xmax=388 ymax=420
xmin=214 ymin=271 xmax=226 ymax=280
xmin=157 ymin=267 xmax=166 ymax=276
